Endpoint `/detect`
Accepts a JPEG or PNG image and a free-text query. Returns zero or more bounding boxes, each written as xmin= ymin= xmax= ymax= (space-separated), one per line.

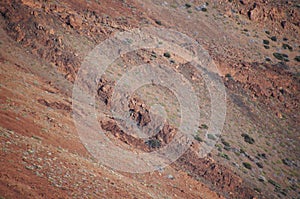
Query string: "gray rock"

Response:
xmin=258 ymin=175 xmax=266 ymax=182
xmin=167 ymin=174 xmax=174 ymax=180
xmin=232 ymin=162 xmax=239 ymax=168
xmin=195 ymin=5 xmax=207 ymax=11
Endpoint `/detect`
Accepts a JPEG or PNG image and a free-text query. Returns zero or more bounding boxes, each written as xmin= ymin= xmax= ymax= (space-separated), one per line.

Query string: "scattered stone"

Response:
xmin=196 ymin=5 xmax=207 ymax=12
xmin=97 ymin=77 xmax=114 ymax=105
xmin=167 ymin=174 xmax=174 ymax=180
xmin=258 ymin=175 xmax=266 ymax=182
xmin=49 ymin=28 xmax=55 ymax=35
xmin=25 ymin=165 xmax=35 ymax=170
xmin=156 ymin=166 xmax=164 ymax=173
xmin=128 ymin=97 xmax=151 ymax=127
xmin=232 ymin=162 xmax=239 ymax=168
xmin=27 ymin=149 xmax=34 ymax=154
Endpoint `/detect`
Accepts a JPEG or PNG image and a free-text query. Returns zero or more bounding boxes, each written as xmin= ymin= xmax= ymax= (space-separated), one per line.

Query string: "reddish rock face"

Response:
xmin=67 ymin=14 xmax=83 ymax=30
xmin=97 ymin=77 xmax=114 ymax=105
xmin=128 ymin=97 xmax=151 ymax=127
xmin=220 ymin=0 xmax=299 ymax=35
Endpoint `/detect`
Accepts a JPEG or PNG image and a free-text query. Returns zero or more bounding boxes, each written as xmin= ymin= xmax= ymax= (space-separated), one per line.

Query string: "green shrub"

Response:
xmin=265 ymin=30 xmax=270 ymax=35
xmin=282 ymin=158 xmax=292 ymax=166
xmin=270 ymin=36 xmax=277 ymax=41
xmin=240 ymin=148 xmax=245 ymax=154
xmin=273 ymin=53 xmax=289 ymax=62
xmin=282 ymin=43 xmax=293 ymax=51
xmin=155 ymin=20 xmax=162 ymax=25
xmin=242 ymin=162 xmax=252 ymax=170
xmin=221 ymin=138 xmax=230 ymax=147
xmin=224 ymin=146 xmax=231 ymax=151
xmin=151 ymin=52 xmax=157 ymax=59
xmin=256 ymin=162 xmax=263 ymax=168
xmin=145 ymin=139 xmax=161 ymax=148
xmin=201 ymin=7 xmax=207 ymax=12
xmin=200 ymin=124 xmax=208 ymax=129
xmin=264 ymin=45 xmax=270 ymax=49
xmin=241 ymin=133 xmax=255 ymax=144
xmin=258 ymin=153 xmax=267 ymax=159
xmin=219 ymin=153 xmax=230 ymax=160
xmin=170 ymin=4 xmax=178 ymax=8
xmin=225 ymin=73 xmax=232 ymax=78
xmin=254 ymin=187 xmax=261 ymax=193
xmin=265 ymin=57 xmax=271 ymax=62
xmin=268 ymin=179 xmax=281 ymax=188
xmin=207 ymin=134 xmax=216 ymax=140
xmin=193 ymin=134 xmax=203 ymax=142
xmin=294 ymin=56 xmax=300 ymax=62
xmin=185 ymin=3 xmax=192 ymax=8
xmin=279 ymin=189 xmax=287 ymax=196
xmin=263 ymin=40 xmax=270 ymax=45
xmin=216 ymin=144 xmax=222 ymax=152
xmin=163 ymin=52 xmax=171 ymax=58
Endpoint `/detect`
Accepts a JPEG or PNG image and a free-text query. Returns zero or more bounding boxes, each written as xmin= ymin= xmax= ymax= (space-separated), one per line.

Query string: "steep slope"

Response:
xmin=1 ymin=0 xmax=299 ymax=198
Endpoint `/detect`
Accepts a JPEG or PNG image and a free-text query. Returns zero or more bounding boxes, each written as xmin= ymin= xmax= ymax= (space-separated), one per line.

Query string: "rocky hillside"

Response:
xmin=0 ymin=0 xmax=299 ymax=198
